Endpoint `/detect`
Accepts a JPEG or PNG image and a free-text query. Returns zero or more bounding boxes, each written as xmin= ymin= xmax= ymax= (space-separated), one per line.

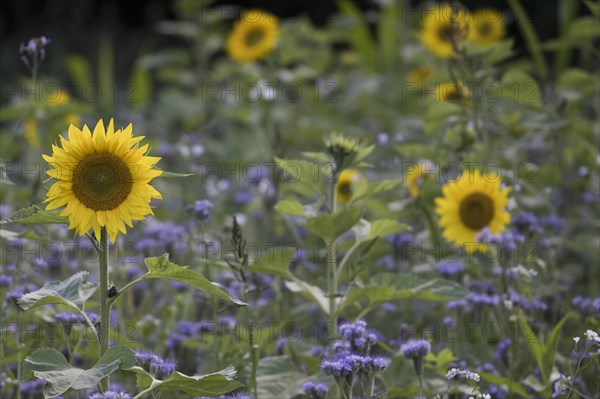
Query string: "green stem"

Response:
xmin=99 ymin=228 xmax=110 ymax=391
xmin=16 ymin=312 xmax=22 ymax=399
xmin=327 ymin=173 xmax=339 ymax=329
xmin=555 ymin=0 xmax=579 ymax=73
xmin=508 ymin=0 xmax=548 ymax=79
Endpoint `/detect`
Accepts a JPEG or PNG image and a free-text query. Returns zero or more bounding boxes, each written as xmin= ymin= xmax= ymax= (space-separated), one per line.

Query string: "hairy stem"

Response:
xmin=99 ymin=228 xmax=110 ymax=391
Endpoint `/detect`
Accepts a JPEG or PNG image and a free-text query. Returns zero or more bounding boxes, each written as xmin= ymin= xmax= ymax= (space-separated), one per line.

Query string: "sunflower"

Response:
xmin=24 ymin=89 xmax=80 ymax=149
xmin=420 ymin=4 xmax=470 ymax=58
xmin=468 ymin=9 xmax=505 ymax=45
xmin=435 ymin=169 xmax=511 ymax=253
xmin=407 ymin=66 xmax=432 ymax=84
xmin=227 ymin=9 xmax=279 ymax=63
xmin=44 ymin=119 xmax=162 ymax=242
xmin=406 ymin=160 xmax=435 ymax=197
xmin=435 ymin=82 xmax=470 ymax=103
xmin=336 ymin=169 xmax=361 ymax=203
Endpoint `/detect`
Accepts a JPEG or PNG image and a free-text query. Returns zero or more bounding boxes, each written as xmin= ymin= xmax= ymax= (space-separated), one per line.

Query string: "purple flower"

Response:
xmin=0 ymin=274 xmax=13 ymax=287
xmin=303 ymin=381 xmax=329 ymax=399
xmin=89 ymin=392 xmax=132 ymax=399
xmin=135 ymin=350 xmax=176 ymax=378
xmin=401 ymin=339 xmax=431 ymax=358
xmin=436 ymin=260 xmax=464 ymax=276
xmin=192 ymin=200 xmax=214 ymax=221
xmin=19 ymin=379 xmax=45 ymax=395
xmin=55 ymin=312 xmax=84 ymax=324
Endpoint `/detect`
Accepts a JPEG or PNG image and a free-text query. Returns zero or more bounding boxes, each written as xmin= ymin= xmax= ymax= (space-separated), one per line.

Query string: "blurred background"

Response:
xmin=0 ymin=0 xmax=588 ymax=87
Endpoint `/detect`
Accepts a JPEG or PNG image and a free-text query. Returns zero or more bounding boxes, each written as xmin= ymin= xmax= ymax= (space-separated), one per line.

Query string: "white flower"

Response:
xmin=573 ymin=336 xmax=580 ymax=347
xmin=584 ymin=330 xmax=600 ymax=343
xmin=445 ymin=368 xmax=460 ymax=379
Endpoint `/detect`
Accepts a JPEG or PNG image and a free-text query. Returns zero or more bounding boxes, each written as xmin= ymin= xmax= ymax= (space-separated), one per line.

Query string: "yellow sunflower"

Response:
xmin=44 ymin=119 xmax=162 ymax=242
xmin=24 ymin=89 xmax=80 ymax=149
xmin=336 ymin=169 xmax=361 ymax=203
xmin=435 ymin=169 xmax=511 ymax=253
xmin=405 ymin=160 xmax=436 ymax=197
xmin=227 ymin=9 xmax=279 ymax=63
xmin=407 ymin=66 xmax=432 ymax=84
xmin=468 ymin=9 xmax=505 ymax=45
xmin=420 ymin=4 xmax=470 ymax=58
xmin=435 ymin=82 xmax=470 ymax=103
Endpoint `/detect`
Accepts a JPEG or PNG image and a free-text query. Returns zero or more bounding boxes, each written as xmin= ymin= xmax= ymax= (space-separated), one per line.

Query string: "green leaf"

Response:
xmin=479 ymin=371 xmax=530 ymax=397
xmin=23 ymin=345 xmax=136 ymax=398
xmin=18 ymin=272 xmax=98 ymax=312
xmin=133 ymin=365 xmax=243 ymax=397
xmin=518 ymin=313 xmax=546 ymax=383
xmin=274 ymin=199 xmax=305 ymax=217
xmin=341 ymin=273 xmax=469 ymax=311
xmin=305 ymin=207 xmax=363 ymax=242
xmin=285 ymin=280 xmax=330 ymax=315
xmin=337 ymin=0 xmax=377 ymax=72
xmin=65 ymin=55 xmax=93 ymax=87
xmin=251 ymin=247 xmax=295 ymax=279
xmin=158 ymin=170 xmax=194 ymax=178
xmin=368 ymin=219 xmax=410 ymax=240
xmin=542 ymin=313 xmax=576 ymax=385
xmin=1 ymin=205 xmax=68 ymax=225
xmin=143 ymin=254 xmax=246 ymax=305
xmin=352 ymin=180 xmax=401 ymax=201
xmin=256 ymin=356 xmax=307 ymax=399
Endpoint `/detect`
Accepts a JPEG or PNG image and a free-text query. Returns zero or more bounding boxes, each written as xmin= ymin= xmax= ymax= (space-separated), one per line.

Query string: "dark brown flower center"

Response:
xmin=338 ymin=181 xmax=352 ymax=196
xmin=72 ymin=152 xmax=132 ymax=211
xmin=459 ymin=192 xmax=495 ymax=230
xmin=245 ymin=27 xmax=265 ymax=47
xmin=477 ymin=22 xmax=492 ymax=37
xmin=437 ymin=24 xmax=454 ymax=43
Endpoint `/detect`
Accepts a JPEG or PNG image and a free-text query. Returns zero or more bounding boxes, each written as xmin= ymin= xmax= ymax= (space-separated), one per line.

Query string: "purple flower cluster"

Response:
xmin=196 ymin=392 xmax=251 ymax=399
xmin=507 ymin=292 xmax=548 ymax=311
xmin=572 ymin=295 xmax=600 ymax=316
xmin=0 ymin=274 xmax=13 ymax=287
xmin=338 ymin=320 xmax=378 ymax=355
xmin=19 ymin=379 xmax=45 ymax=395
xmin=19 ymin=36 xmax=50 ymax=67
xmin=303 ymin=381 xmax=329 ymax=399
xmin=134 ymin=350 xmax=176 ymax=379
xmin=89 ymin=392 xmax=132 ymax=399
xmin=55 ymin=312 xmax=84 ymax=325
xmin=191 ymin=199 xmax=214 ymax=221
xmin=435 ymin=260 xmax=464 ymax=276
xmin=477 ymin=227 xmax=524 ymax=251
xmin=168 ymin=320 xmax=216 ymax=349
xmin=321 ymin=354 xmax=389 ymax=377
xmin=512 ymin=211 xmax=544 ymax=235
xmin=401 ymin=339 xmax=431 ymax=359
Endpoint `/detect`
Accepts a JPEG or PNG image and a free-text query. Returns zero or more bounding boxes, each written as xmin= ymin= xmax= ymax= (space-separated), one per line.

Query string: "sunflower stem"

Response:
xmin=99 ymin=227 xmax=110 ymax=391
xmin=327 ymin=172 xmax=339 ymax=330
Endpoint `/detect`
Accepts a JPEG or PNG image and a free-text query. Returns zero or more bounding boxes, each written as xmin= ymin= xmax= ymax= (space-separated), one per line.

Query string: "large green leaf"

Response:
xmin=305 ymin=207 xmax=363 ymax=242
xmin=367 ymin=219 xmax=410 ymax=240
xmin=142 ymin=254 xmax=246 ymax=305
xmin=250 ymin=247 xmax=295 ymax=279
xmin=0 ymin=205 xmax=68 ymax=225
xmin=351 ymin=180 xmax=401 ymax=201
xmin=18 ymin=272 xmax=98 ymax=312
xmin=23 ymin=345 xmax=136 ymax=398
xmin=274 ymin=199 xmax=305 ymax=217
xmin=256 ymin=356 xmax=307 ymax=399
xmin=341 ymin=273 xmax=469 ymax=311
xmin=133 ymin=365 xmax=243 ymax=397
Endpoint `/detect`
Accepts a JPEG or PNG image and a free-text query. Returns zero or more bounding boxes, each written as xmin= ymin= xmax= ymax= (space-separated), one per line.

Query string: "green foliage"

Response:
xmin=141 ymin=254 xmax=247 ymax=305
xmin=18 ymin=272 xmax=98 ymax=312
xmin=23 ymin=346 xmax=136 ymax=398
xmin=1 ymin=205 xmax=68 ymax=225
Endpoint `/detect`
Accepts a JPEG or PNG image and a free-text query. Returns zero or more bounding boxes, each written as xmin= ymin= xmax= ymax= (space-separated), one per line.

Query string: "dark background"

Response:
xmin=0 ymin=0 xmax=585 ymax=83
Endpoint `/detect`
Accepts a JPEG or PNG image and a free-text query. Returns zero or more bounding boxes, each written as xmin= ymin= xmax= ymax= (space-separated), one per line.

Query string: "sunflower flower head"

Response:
xmin=420 ymin=4 xmax=470 ymax=59
xmin=468 ymin=9 xmax=505 ymax=46
xmin=43 ymin=119 xmax=162 ymax=242
xmin=435 ymin=82 xmax=470 ymax=103
xmin=435 ymin=169 xmax=511 ymax=253
xmin=405 ymin=160 xmax=436 ymax=197
xmin=336 ymin=169 xmax=362 ymax=203
xmin=227 ymin=9 xmax=279 ymax=63
xmin=324 ymin=132 xmax=372 ymax=173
